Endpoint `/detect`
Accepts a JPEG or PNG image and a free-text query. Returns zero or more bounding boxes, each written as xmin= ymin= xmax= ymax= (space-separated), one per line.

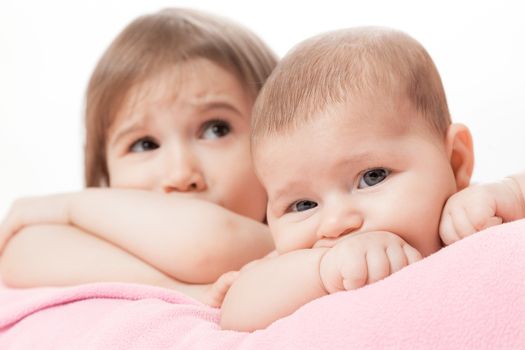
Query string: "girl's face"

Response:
xmin=105 ymin=58 xmax=267 ymax=222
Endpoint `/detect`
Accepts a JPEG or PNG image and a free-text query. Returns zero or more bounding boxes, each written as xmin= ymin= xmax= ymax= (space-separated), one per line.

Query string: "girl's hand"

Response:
xmin=0 ymin=194 xmax=71 ymax=253
xmin=203 ymin=270 xmax=240 ymax=308
xmin=439 ymin=178 xmax=525 ymax=246
xmin=203 ymin=253 xmax=273 ymax=308
xmin=319 ymin=231 xmax=421 ymax=293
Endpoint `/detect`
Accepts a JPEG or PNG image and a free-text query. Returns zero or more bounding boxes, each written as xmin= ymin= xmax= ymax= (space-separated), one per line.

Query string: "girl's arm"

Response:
xmin=0 ymin=189 xmax=274 ymax=284
xmin=0 ymin=224 xmax=215 ymax=304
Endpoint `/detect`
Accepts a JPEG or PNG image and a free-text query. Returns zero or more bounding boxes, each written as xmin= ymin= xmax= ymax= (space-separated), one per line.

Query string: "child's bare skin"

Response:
xmin=221 ymin=27 xmax=475 ymax=331
xmin=0 ymin=8 xmax=277 ymax=307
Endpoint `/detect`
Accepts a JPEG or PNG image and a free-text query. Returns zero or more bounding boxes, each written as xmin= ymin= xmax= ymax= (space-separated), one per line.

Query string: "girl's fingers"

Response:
xmin=206 ymin=271 xmax=240 ymax=307
xmin=214 ymin=271 xmax=240 ymax=294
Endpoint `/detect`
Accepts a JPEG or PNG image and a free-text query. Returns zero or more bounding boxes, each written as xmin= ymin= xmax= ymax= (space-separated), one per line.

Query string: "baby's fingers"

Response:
xmin=402 ymin=244 xmax=423 ymax=265
xmin=452 ymin=208 xmax=478 ymax=239
xmin=340 ymin=250 xmax=368 ymax=291
xmin=479 ymin=216 xmax=503 ymax=231
xmin=386 ymin=244 xmax=409 ymax=273
xmin=439 ymin=212 xmax=461 ymax=245
xmin=444 ymin=209 xmax=477 ymax=243
xmin=365 ymin=246 xmax=391 ymax=284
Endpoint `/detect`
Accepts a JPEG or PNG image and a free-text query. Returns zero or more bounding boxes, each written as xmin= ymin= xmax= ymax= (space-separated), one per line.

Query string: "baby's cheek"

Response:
xmin=275 ymin=220 xmax=319 ymax=254
xmin=270 ymin=224 xmax=296 ymax=254
xmin=405 ymin=205 xmax=443 ymax=256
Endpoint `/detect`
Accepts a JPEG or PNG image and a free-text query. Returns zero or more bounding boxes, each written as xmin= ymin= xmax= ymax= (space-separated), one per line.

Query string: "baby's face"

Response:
xmin=105 ymin=58 xmax=267 ymax=222
xmin=255 ymin=99 xmax=458 ymax=257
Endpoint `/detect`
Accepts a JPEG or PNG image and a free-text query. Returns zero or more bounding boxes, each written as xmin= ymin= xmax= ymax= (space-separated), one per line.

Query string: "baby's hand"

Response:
xmin=0 ymin=194 xmax=71 ymax=253
xmin=319 ymin=231 xmax=422 ymax=293
xmin=203 ymin=270 xmax=240 ymax=308
xmin=439 ymin=179 xmax=525 ymax=245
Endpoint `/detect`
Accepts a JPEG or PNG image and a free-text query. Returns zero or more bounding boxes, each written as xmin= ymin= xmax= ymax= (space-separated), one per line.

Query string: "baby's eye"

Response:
xmin=200 ymin=119 xmax=231 ymax=139
xmin=129 ymin=137 xmax=159 ymax=153
xmin=289 ymin=200 xmax=318 ymax=213
xmin=358 ymin=168 xmax=391 ymax=188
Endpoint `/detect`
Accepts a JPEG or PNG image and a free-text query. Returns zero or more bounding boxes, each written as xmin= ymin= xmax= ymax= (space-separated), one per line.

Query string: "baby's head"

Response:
xmin=252 ymin=27 xmax=474 ymax=256
xmin=84 ymin=8 xmax=277 ymax=221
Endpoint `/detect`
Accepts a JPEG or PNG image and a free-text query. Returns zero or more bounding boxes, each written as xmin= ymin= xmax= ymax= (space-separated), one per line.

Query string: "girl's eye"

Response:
xmin=200 ymin=119 xmax=231 ymax=139
xmin=358 ymin=168 xmax=390 ymax=189
xmin=289 ymin=200 xmax=318 ymax=213
xmin=129 ymin=137 xmax=159 ymax=153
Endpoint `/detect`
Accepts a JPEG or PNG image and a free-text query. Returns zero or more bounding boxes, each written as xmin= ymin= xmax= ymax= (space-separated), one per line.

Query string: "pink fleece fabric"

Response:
xmin=1 ymin=219 xmax=524 ymax=349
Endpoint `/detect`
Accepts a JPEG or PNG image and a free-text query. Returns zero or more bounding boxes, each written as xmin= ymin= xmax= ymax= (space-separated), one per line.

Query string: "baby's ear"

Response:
xmin=445 ymin=123 xmax=474 ymax=191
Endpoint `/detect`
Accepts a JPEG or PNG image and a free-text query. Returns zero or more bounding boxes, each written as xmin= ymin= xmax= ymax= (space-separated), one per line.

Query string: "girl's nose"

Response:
xmin=317 ymin=200 xmax=363 ymax=240
xmin=161 ymin=149 xmax=207 ymax=193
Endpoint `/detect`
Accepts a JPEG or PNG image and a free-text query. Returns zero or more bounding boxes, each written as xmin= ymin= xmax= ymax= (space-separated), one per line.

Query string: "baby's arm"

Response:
xmin=440 ymin=172 xmax=525 ymax=245
xmin=510 ymin=172 xmax=525 ymax=205
xmin=220 ymin=248 xmax=328 ymax=331
xmin=220 ymin=231 xmax=421 ymax=331
xmin=0 ymin=189 xmax=274 ymax=284
xmin=0 ymin=224 xmax=216 ymax=304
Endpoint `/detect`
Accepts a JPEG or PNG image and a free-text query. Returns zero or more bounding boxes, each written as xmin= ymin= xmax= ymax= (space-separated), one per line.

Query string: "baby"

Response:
xmin=221 ymin=26 xmax=478 ymax=331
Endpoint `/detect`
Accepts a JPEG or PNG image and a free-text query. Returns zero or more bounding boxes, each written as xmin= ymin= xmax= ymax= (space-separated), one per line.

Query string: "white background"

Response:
xmin=0 ymin=0 xmax=523 ymax=218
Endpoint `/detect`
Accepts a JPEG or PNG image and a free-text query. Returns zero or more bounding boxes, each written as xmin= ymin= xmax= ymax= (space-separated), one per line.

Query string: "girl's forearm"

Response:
xmin=66 ymin=189 xmax=274 ymax=283
xmin=0 ymin=224 xmax=210 ymax=303
xmin=220 ymin=248 xmax=328 ymax=332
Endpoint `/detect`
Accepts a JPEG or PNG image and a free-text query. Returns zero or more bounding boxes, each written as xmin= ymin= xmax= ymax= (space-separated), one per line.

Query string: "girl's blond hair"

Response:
xmin=85 ymin=8 xmax=277 ymax=187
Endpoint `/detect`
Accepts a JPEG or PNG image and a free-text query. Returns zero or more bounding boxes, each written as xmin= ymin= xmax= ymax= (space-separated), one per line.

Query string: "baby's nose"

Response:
xmin=317 ymin=206 xmax=363 ymax=240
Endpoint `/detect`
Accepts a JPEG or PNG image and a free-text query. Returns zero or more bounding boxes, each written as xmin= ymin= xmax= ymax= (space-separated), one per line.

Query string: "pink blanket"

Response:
xmin=1 ymin=219 xmax=525 ymax=349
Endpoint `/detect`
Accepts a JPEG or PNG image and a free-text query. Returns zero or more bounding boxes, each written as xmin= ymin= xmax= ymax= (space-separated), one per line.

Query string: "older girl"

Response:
xmin=0 ymin=8 xmax=277 ymax=306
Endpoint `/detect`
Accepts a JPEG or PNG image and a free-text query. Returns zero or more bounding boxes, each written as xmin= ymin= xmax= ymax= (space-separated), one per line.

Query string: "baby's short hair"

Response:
xmin=252 ymin=27 xmax=451 ymax=145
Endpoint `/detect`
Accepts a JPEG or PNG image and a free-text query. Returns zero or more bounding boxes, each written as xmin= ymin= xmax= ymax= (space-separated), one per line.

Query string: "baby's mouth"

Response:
xmin=313 ymin=238 xmax=340 ymax=249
